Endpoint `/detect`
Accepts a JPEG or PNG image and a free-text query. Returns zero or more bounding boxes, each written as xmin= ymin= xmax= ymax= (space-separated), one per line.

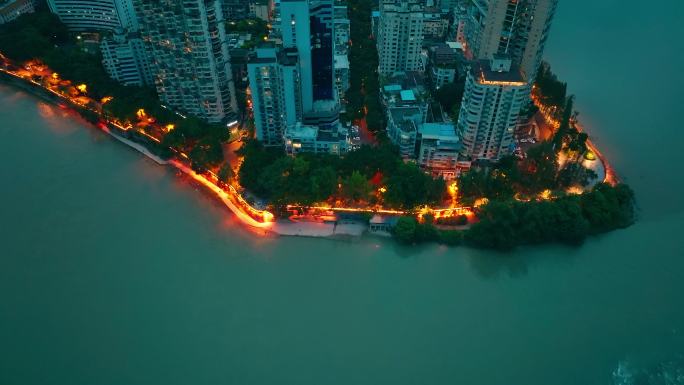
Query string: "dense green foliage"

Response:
xmin=535 ymin=61 xmax=567 ymax=113
xmin=346 ymin=0 xmax=384 ymax=133
xmin=434 ymin=80 xmax=465 ymax=118
xmin=393 ymin=183 xmax=635 ymax=249
xmin=238 ymin=141 xmax=446 ymax=209
xmin=458 ymin=138 xmax=599 ymax=204
xmin=464 ymin=183 xmax=635 ymax=250
xmin=161 ymin=118 xmax=230 ymax=172
xmin=392 ymin=217 xmax=464 ymax=246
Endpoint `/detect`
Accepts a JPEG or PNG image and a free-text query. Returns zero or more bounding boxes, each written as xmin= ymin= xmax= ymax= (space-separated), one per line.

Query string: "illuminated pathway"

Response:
xmin=170 ymin=160 xmax=274 ymax=229
xmin=531 ymin=91 xmax=618 ymax=186
xmin=1 ymin=54 xmax=617 ymax=234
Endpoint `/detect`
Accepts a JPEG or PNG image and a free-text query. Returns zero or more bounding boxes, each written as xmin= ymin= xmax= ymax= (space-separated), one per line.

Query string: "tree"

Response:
xmin=434 ymin=80 xmax=465 ymax=112
xmin=553 ymin=96 xmax=574 ymax=148
xmin=393 ymin=217 xmax=418 ymax=244
xmin=342 ymin=170 xmax=371 ymax=201
xmin=465 ymin=201 xmax=519 ymax=250
xmin=218 ymin=163 xmax=234 ymax=184
xmin=557 ymin=163 xmax=597 ymax=188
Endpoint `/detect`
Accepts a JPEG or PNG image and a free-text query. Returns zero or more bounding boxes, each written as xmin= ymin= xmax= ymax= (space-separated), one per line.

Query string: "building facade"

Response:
xmin=0 ymin=0 xmax=36 ymax=24
xmin=376 ymin=0 xmax=424 ymax=75
xmin=134 ymin=0 xmax=237 ymax=124
xmin=46 ymin=0 xmax=121 ymax=31
xmin=456 ymin=56 xmax=530 ymax=161
xmin=417 ymin=122 xmax=462 ymax=180
xmin=100 ymin=28 xmax=153 ymax=86
xmin=248 ymin=45 xmax=302 ymax=145
xmin=460 ymin=0 xmax=558 ymax=80
xmin=280 ymin=0 xmax=333 ymax=113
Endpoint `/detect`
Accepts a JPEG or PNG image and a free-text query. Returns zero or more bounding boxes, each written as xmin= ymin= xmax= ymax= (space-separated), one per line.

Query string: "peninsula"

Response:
xmin=0 ymin=5 xmax=635 ymax=250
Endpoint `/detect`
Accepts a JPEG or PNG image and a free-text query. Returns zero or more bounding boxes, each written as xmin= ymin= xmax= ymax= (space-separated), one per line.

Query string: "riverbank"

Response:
xmin=0 ymin=61 xmax=635 ymax=249
xmin=0 ymin=69 xmax=390 ymax=239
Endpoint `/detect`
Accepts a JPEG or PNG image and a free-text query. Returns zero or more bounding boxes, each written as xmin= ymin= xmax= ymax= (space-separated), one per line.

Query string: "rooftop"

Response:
xmin=389 ymin=106 xmax=422 ymax=129
xmin=285 ymin=123 xmax=317 ymax=140
xmin=400 ymin=89 xmax=416 ymax=102
xmin=317 ymin=129 xmax=346 ymax=143
xmin=334 ymin=54 xmax=349 ymax=69
xmin=419 ymin=123 xmax=458 ymax=141
xmin=474 ymin=59 xmax=526 ymax=85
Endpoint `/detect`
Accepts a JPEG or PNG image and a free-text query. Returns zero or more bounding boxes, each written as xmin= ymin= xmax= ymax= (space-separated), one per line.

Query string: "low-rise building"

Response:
xmin=427 ymin=43 xmax=462 ymax=89
xmin=0 ymin=0 xmax=35 ymax=24
xmin=422 ymin=8 xmax=448 ymax=40
xmin=387 ymin=106 xmax=422 ymax=158
xmin=417 ymin=122 xmax=464 ymax=180
xmin=284 ymin=122 xmax=349 ymax=155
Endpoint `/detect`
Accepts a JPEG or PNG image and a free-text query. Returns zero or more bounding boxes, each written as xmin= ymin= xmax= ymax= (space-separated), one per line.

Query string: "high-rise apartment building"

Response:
xmin=456 ymin=56 xmax=530 ymax=161
xmin=460 ymin=0 xmax=558 ymax=80
xmin=280 ymin=0 xmax=335 ymax=113
xmin=248 ymin=45 xmax=301 ymax=145
xmin=100 ymin=28 xmax=153 ymax=86
xmin=134 ymin=0 xmax=237 ymax=124
xmin=376 ymin=0 xmax=424 ymax=75
xmin=47 ymin=0 xmax=121 ymax=31
xmin=249 ymin=0 xmax=347 ymax=152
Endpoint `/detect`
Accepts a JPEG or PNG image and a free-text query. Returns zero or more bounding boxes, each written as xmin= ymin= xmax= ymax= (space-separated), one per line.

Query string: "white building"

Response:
xmin=100 ymin=28 xmax=153 ymax=86
xmin=377 ymin=0 xmax=424 ymax=75
xmin=456 ymin=56 xmax=530 ymax=161
xmin=134 ymin=0 xmax=238 ymax=123
xmin=387 ymin=106 xmax=423 ymax=158
xmin=47 ymin=0 xmax=137 ymax=31
xmin=417 ymin=122 xmax=463 ymax=180
xmin=0 ymin=0 xmax=36 ymax=24
xmin=284 ymin=122 xmax=349 ymax=155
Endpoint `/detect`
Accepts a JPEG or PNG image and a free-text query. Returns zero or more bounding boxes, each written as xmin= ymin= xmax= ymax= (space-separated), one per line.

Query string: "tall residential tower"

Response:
xmin=134 ymin=0 xmax=237 ymax=123
xmin=456 ymin=56 xmax=530 ymax=161
xmin=376 ymin=0 xmax=425 ymax=75
xmin=461 ymin=0 xmax=558 ymax=80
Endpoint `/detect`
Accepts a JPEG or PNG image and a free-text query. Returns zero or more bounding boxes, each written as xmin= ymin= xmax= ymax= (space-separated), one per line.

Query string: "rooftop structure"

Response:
xmin=284 ymin=122 xmax=349 ymax=155
xmin=387 ymin=106 xmax=424 ymax=158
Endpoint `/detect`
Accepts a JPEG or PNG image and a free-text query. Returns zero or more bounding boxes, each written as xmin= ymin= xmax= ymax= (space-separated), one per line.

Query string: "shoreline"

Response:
xmin=0 ymin=66 xmax=625 ymax=245
xmin=0 ymin=71 xmax=373 ymax=239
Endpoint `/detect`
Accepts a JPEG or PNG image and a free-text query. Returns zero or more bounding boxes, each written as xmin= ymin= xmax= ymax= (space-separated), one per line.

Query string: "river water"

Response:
xmin=1 ymin=1 xmax=683 ymax=384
